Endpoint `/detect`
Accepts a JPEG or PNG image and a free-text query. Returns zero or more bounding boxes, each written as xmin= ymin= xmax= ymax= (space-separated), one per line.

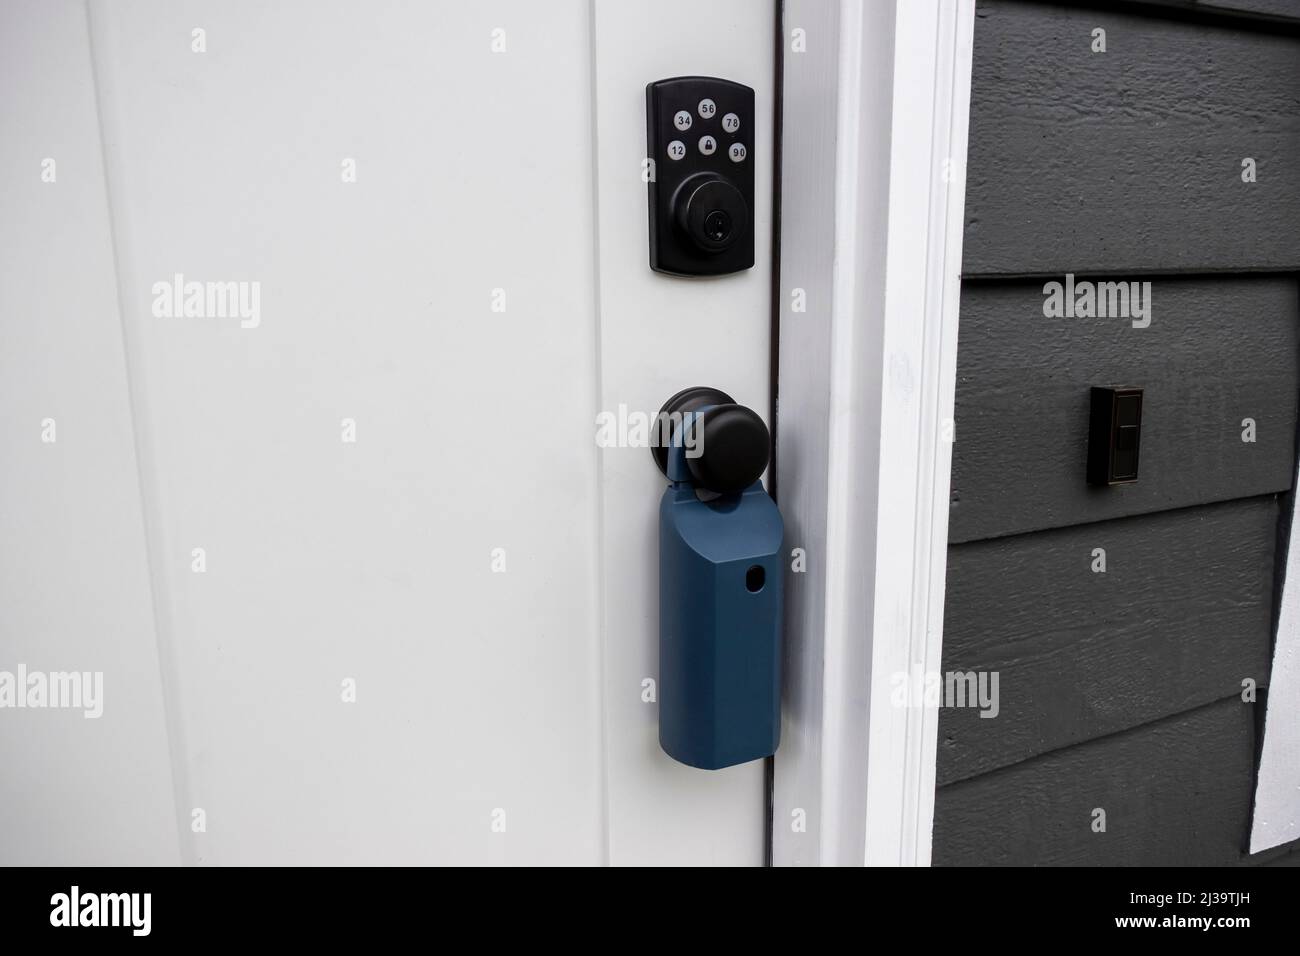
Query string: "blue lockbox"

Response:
xmin=654 ymin=387 xmax=783 ymax=770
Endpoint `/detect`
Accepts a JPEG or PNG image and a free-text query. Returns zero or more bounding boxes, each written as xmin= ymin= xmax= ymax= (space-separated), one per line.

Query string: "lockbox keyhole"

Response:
xmin=745 ymin=565 xmax=765 ymax=593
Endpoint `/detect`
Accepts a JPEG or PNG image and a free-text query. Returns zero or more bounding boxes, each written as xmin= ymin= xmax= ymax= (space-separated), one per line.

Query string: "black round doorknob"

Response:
xmin=652 ymin=385 xmax=770 ymax=495
xmin=686 ymin=403 xmax=770 ymax=494
xmin=671 ymin=173 xmax=750 ymax=254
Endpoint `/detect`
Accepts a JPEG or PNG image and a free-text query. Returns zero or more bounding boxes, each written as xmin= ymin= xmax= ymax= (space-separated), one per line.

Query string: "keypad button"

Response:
xmin=673 ymin=110 xmax=692 ymax=131
xmin=698 ymin=98 xmax=717 ymax=119
xmin=722 ymin=113 xmax=740 ymax=133
xmin=698 ymin=135 xmax=717 ymax=156
xmin=667 ymin=140 xmax=686 ymax=161
xmin=728 ymin=142 xmax=747 ymax=163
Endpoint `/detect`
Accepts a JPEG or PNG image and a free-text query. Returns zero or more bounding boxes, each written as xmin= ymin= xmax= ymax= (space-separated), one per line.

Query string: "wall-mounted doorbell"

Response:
xmin=653 ymin=386 xmax=782 ymax=770
xmin=1088 ymin=386 xmax=1143 ymax=485
xmin=646 ymin=77 xmax=755 ymax=277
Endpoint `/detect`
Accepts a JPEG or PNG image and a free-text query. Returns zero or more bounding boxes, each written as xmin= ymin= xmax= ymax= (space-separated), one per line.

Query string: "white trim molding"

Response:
xmin=773 ymin=0 xmax=975 ymax=866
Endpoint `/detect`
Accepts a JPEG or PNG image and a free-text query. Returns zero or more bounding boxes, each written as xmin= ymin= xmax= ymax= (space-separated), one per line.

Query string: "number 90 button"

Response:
xmin=728 ymin=143 xmax=747 ymax=163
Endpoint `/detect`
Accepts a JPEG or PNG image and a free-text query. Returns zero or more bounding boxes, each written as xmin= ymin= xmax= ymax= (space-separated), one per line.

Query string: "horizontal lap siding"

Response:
xmin=934 ymin=0 xmax=1300 ymax=865
xmin=1201 ymin=0 xmax=1300 ymax=19
xmin=950 ymin=276 xmax=1299 ymax=543
xmin=1125 ymin=0 xmax=1300 ymax=23
xmin=939 ymin=496 xmax=1278 ymax=786
xmin=963 ymin=0 xmax=1300 ymax=277
xmin=933 ymin=698 xmax=1256 ymax=866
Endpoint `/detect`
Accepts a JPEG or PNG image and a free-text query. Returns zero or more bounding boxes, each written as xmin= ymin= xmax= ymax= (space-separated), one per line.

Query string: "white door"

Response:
xmin=1 ymin=0 xmax=776 ymax=865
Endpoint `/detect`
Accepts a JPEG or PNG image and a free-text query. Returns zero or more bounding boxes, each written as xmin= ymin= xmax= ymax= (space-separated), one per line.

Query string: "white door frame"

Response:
xmin=772 ymin=0 xmax=975 ymax=866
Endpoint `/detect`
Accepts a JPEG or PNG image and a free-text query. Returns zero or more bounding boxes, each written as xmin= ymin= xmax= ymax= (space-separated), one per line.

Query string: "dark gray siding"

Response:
xmin=950 ymin=277 xmax=1299 ymax=542
xmin=934 ymin=0 xmax=1300 ymax=866
xmin=935 ymin=699 xmax=1257 ymax=866
xmin=940 ymin=497 xmax=1279 ymax=786
xmin=961 ymin=2 xmax=1300 ymax=277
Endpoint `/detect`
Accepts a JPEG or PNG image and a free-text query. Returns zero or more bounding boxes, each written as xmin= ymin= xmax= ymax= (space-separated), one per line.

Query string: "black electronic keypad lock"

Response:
xmin=646 ymin=76 xmax=755 ymax=276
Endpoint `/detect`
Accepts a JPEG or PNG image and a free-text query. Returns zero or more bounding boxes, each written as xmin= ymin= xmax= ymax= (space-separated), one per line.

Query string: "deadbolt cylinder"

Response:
xmin=671 ymin=173 xmax=750 ymax=254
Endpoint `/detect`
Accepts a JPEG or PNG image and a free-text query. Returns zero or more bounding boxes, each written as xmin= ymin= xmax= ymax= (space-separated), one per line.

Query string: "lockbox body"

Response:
xmin=658 ymin=481 xmax=783 ymax=770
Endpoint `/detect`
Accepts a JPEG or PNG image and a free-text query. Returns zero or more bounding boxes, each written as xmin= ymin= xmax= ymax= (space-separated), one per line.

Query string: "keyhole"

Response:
xmin=704 ymin=209 xmax=732 ymax=242
xmin=745 ymin=564 xmax=765 ymax=593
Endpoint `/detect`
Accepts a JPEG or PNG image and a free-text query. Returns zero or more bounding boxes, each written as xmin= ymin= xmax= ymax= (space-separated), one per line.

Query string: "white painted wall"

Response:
xmin=0 ymin=0 xmax=180 ymax=865
xmin=1 ymin=0 xmax=774 ymax=865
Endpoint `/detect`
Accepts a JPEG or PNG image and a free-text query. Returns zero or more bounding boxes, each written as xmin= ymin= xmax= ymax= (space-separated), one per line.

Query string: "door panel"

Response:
xmin=0 ymin=0 xmax=179 ymax=866
xmin=591 ymin=0 xmax=775 ymax=865
xmin=68 ymin=0 xmax=775 ymax=865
